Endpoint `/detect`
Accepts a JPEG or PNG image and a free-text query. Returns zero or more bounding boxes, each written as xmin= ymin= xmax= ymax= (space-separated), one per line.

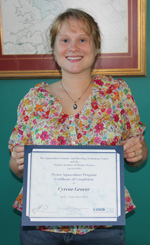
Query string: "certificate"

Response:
xmin=22 ymin=145 xmax=125 ymax=226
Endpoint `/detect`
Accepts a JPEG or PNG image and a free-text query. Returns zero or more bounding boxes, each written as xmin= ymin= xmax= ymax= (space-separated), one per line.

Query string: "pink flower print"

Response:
xmin=24 ymin=115 xmax=29 ymax=122
xmin=39 ymin=88 xmax=47 ymax=93
xmin=134 ymin=108 xmax=137 ymax=113
xmin=40 ymin=131 xmax=49 ymax=141
xmin=99 ymin=91 xmax=105 ymax=97
xmin=12 ymin=128 xmax=16 ymax=133
xmin=33 ymin=112 xmax=40 ymax=118
xmin=125 ymin=196 xmax=131 ymax=203
xmin=131 ymin=95 xmax=135 ymax=102
xmin=95 ymin=123 xmax=104 ymax=133
xmin=111 ymin=137 xmax=118 ymax=145
xmin=58 ymin=114 xmax=68 ymax=124
xmin=127 ymin=205 xmax=134 ymax=212
xmin=106 ymin=87 xmax=113 ymax=94
xmin=101 ymin=108 xmax=105 ymax=113
xmin=127 ymin=122 xmax=131 ymax=129
xmin=18 ymin=129 xmax=23 ymax=135
xmin=91 ymin=101 xmax=98 ymax=110
xmin=23 ymin=110 xmax=26 ymax=116
xmin=113 ymin=114 xmax=119 ymax=122
xmin=75 ymin=113 xmax=80 ymax=119
xmin=43 ymin=110 xmax=50 ymax=119
xmin=101 ymin=141 xmax=107 ymax=146
xmin=121 ymin=109 xmax=125 ymax=115
xmin=94 ymin=136 xmax=101 ymax=144
xmin=117 ymin=103 xmax=120 ymax=109
xmin=95 ymin=79 xmax=104 ymax=86
xmin=127 ymin=94 xmax=131 ymax=100
xmin=77 ymin=133 xmax=82 ymax=139
xmin=106 ymin=108 xmax=112 ymax=115
xmin=83 ymin=131 xmax=87 ymax=135
xmin=82 ymin=115 xmax=87 ymax=120
xmin=50 ymin=139 xmax=57 ymax=145
xmin=58 ymin=136 xmax=66 ymax=145
xmin=33 ymin=119 xmax=37 ymax=125
xmin=114 ymin=136 xmax=119 ymax=142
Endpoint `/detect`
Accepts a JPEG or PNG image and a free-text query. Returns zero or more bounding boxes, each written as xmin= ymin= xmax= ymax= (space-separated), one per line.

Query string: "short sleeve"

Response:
xmin=8 ymin=93 xmax=33 ymax=154
xmin=118 ymin=79 xmax=146 ymax=141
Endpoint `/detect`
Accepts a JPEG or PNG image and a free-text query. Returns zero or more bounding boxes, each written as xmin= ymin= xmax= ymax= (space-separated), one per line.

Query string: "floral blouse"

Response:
xmin=8 ymin=75 xmax=145 ymax=235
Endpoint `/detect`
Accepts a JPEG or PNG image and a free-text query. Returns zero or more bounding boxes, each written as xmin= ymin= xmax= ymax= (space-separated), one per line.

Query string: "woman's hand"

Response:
xmin=9 ymin=145 xmax=24 ymax=178
xmin=120 ymin=137 xmax=148 ymax=167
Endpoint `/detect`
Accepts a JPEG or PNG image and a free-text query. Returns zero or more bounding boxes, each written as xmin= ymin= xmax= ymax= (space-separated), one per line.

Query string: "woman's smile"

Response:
xmin=66 ymin=56 xmax=83 ymax=61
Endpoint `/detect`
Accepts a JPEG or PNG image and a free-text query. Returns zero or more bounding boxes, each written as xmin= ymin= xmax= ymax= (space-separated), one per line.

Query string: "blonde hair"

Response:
xmin=50 ymin=8 xmax=101 ymax=50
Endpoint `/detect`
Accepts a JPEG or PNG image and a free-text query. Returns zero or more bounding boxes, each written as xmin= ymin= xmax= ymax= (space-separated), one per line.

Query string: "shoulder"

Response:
xmin=93 ymin=75 xmax=129 ymax=89
xmin=93 ymin=75 xmax=132 ymax=95
xmin=93 ymin=75 xmax=135 ymax=104
xmin=22 ymin=82 xmax=48 ymax=100
xmin=18 ymin=82 xmax=49 ymax=110
xmin=27 ymin=82 xmax=49 ymax=98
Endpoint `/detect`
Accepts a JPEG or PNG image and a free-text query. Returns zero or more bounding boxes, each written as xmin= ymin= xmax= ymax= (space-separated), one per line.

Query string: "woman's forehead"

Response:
xmin=59 ymin=18 xmax=89 ymax=34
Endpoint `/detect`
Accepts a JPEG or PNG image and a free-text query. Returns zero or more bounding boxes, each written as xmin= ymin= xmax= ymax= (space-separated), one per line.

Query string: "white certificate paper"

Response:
xmin=22 ymin=145 xmax=125 ymax=226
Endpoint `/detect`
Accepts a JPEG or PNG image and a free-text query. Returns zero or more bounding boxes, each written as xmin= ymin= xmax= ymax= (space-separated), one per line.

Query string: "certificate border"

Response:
xmin=22 ymin=145 xmax=125 ymax=226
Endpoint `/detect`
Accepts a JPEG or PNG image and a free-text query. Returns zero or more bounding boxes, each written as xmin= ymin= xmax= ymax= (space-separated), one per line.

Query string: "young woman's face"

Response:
xmin=54 ymin=18 xmax=98 ymax=76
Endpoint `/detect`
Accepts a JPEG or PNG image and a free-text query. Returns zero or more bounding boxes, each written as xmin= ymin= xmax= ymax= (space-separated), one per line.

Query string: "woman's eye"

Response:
xmin=80 ymin=39 xmax=86 ymax=43
xmin=62 ymin=39 xmax=68 ymax=43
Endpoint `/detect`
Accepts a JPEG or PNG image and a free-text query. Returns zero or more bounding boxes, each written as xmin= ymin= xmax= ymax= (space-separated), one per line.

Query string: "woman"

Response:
xmin=9 ymin=8 xmax=148 ymax=245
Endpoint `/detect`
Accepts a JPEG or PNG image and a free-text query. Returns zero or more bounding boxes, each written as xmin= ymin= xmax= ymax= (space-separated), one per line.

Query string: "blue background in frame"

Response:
xmin=0 ymin=2 xmax=150 ymax=245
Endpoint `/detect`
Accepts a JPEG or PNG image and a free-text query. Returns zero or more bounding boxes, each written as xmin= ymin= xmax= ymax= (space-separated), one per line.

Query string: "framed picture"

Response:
xmin=0 ymin=0 xmax=147 ymax=78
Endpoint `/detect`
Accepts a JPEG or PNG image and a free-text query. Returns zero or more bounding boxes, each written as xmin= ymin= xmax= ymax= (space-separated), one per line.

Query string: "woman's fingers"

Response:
xmin=12 ymin=145 xmax=24 ymax=170
xmin=120 ymin=137 xmax=143 ymax=162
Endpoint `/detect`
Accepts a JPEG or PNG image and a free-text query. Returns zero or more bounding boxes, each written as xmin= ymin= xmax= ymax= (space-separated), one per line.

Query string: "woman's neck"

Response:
xmin=61 ymin=72 xmax=92 ymax=92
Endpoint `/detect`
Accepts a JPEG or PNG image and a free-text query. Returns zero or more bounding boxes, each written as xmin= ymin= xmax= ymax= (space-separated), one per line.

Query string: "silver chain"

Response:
xmin=61 ymin=79 xmax=92 ymax=109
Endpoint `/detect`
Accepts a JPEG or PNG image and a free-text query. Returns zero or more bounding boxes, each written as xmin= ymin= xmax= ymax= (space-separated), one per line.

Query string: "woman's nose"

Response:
xmin=69 ymin=40 xmax=78 ymax=51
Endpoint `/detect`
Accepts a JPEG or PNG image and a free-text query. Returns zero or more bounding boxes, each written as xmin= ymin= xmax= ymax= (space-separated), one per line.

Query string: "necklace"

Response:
xmin=61 ymin=79 xmax=92 ymax=110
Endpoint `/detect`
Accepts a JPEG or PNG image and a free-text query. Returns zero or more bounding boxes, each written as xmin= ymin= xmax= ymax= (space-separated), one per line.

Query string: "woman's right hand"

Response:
xmin=10 ymin=145 xmax=24 ymax=178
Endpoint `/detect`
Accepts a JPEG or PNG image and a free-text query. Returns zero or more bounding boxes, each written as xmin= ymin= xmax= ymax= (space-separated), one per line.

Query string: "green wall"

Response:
xmin=0 ymin=4 xmax=150 ymax=245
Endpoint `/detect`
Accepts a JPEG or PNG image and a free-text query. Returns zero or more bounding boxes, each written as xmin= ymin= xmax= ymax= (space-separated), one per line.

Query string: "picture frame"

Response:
xmin=0 ymin=0 xmax=147 ymax=78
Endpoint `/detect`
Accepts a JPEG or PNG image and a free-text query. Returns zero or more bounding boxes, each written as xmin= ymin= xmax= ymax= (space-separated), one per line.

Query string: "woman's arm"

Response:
xmin=120 ymin=137 xmax=148 ymax=167
xmin=9 ymin=145 xmax=24 ymax=178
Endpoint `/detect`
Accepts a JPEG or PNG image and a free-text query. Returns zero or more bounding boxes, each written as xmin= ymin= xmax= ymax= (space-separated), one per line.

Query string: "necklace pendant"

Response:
xmin=73 ymin=103 xmax=77 ymax=109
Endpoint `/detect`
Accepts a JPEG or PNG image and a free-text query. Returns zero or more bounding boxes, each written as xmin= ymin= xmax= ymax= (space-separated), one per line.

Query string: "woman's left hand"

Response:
xmin=120 ymin=137 xmax=148 ymax=167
